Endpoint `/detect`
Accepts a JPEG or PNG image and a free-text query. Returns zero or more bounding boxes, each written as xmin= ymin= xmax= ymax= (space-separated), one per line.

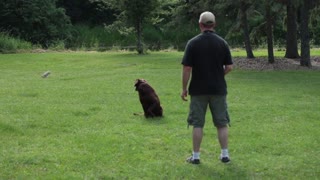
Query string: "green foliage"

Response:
xmin=115 ymin=0 xmax=160 ymax=53
xmin=143 ymin=24 xmax=163 ymax=50
xmin=1 ymin=0 xmax=320 ymax=50
xmin=0 ymin=52 xmax=319 ymax=179
xmin=57 ymin=0 xmax=118 ymax=25
xmin=0 ymin=32 xmax=33 ymax=53
xmin=310 ymin=6 xmax=320 ymax=45
xmin=0 ymin=0 xmax=72 ymax=48
xmin=68 ymin=22 xmax=193 ymax=51
xmin=67 ymin=24 xmax=136 ymax=51
xmin=118 ymin=0 xmax=159 ymax=25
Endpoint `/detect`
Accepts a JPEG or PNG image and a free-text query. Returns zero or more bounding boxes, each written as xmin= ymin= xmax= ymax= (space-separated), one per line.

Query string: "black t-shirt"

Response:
xmin=181 ymin=31 xmax=233 ymax=95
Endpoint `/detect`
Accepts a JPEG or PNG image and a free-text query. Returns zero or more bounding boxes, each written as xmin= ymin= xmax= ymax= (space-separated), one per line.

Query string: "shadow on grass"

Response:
xmin=133 ymin=113 xmax=168 ymax=125
xmin=195 ymin=161 xmax=249 ymax=179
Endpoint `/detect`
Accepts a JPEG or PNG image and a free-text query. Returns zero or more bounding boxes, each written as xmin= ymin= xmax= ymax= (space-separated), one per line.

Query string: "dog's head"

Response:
xmin=134 ymin=79 xmax=147 ymax=91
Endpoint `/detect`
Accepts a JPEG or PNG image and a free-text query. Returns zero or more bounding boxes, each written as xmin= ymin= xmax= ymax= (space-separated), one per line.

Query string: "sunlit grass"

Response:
xmin=0 ymin=51 xmax=319 ymax=179
xmin=231 ymin=48 xmax=320 ymax=57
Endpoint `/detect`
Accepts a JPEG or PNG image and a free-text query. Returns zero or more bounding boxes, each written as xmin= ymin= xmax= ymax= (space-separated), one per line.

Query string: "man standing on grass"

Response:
xmin=181 ymin=11 xmax=233 ymax=164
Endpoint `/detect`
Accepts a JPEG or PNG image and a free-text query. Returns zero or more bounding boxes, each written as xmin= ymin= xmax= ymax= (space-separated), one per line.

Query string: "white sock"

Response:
xmin=221 ymin=149 xmax=229 ymax=157
xmin=193 ymin=151 xmax=200 ymax=159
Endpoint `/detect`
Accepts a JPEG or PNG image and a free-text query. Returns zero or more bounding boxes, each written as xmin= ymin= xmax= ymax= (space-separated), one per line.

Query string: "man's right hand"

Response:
xmin=181 ymin=90 xmax=188 ymax=101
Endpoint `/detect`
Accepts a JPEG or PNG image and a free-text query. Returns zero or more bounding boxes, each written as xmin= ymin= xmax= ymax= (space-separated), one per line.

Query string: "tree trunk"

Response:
xmin=136 ymin=18 xmax=144 ymax=54
xmin=265 ymin=0 xmax=275 ymax=63
xmin=240 ymin=1 xmax=255 ymax=59
xmin=285 ymin=0 xmax=300 ymax=58
xmin=299 ymin=0 xmax=312 ymax=67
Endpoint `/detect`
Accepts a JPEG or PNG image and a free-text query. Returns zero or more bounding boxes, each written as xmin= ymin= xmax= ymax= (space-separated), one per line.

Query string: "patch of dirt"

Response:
xmin=31 ymin=49 xmax=48 ymax=53
xmin=233 ymin=57 xmax=320 ymax=71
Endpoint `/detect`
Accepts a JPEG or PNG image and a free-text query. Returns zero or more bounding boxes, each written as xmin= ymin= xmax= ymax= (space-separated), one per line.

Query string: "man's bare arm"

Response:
xmin=181 ymin=66 xmax=192 ymax=101
xmin=224 ymin=64 xmax=233 ymax=75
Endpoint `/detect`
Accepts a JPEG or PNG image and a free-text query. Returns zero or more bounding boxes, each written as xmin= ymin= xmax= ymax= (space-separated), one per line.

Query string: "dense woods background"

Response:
xmin=0 ymin=0 xmax=319 ymax=66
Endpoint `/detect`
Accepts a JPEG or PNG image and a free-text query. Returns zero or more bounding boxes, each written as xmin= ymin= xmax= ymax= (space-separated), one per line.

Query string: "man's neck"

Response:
xmin=199 ymin=23 xmax=215 ymax=32
xmin=200 ymin=27 xmax=214 ymax=32
xmin=201 ymin=29 xmax=214 ymax=33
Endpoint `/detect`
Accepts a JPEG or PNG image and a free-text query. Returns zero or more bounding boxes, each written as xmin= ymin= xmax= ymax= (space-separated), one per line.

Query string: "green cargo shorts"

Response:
xmin=187 ymin=95 xmax=230 ymax=128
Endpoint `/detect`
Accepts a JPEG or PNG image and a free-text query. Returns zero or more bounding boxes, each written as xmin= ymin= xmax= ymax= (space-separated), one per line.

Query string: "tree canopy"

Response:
xmin=0 ymin=0 xmax=320 ymax=65
xmin=0 ymin=0 xmax=71 ymax=48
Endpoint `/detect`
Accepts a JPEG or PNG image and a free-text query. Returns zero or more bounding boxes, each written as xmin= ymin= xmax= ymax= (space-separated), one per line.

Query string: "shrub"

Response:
xmin=0 ymin=32 xmax=33 ymax=53
xmin=67 ymin=24 xmax=136 ymax=51
xmin=0 ymin=0 xmax=71 ymax=48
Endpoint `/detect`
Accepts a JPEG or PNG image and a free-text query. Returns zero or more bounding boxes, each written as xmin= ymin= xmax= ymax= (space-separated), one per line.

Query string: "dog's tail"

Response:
xmin=133 ymin=112 xmax=144 ymax=116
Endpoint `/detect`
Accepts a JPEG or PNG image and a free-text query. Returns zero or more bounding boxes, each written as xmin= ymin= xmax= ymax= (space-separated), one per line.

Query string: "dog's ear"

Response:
xmin=134 ymin=79 xmax=139 ymax=87
xmin=134 ymin=79 xmax=147 ymax=86
xmin=135 ymin=79 xmax=143 ymax=91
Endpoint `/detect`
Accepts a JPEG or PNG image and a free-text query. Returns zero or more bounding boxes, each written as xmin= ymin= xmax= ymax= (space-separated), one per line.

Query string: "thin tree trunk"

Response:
xmin=240 ymin=1 xmax=255 ymax=59
xmin=285 ymin=0 xmax=299 ymax=58
xmin=136 ymin=18 xmax=143 ymax=54
xmin=299 ymin=0 xmax=311 ymax=67
xmin=265 ymin=0 xmax=274 ymax=63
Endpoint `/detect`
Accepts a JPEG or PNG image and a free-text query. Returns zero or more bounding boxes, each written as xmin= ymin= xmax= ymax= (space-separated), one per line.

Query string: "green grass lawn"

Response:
xmin=231 ymin=48 xmax=320 ymax=57
xmin=0 ymin=51 xmax=319 ymax=179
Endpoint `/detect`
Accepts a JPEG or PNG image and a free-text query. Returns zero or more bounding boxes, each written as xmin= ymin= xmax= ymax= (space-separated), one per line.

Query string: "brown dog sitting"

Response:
xmin=134 ymin=79 xmax=163 ymax=118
